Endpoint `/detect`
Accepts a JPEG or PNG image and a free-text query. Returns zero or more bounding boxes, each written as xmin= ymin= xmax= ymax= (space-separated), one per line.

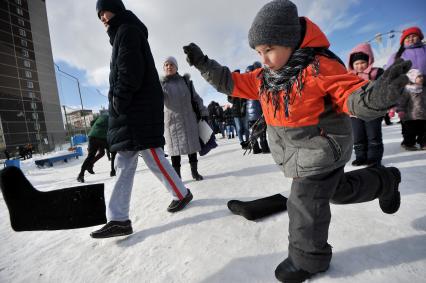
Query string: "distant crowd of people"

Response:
xmin=3 ymin=144 xmax=33 ymax=161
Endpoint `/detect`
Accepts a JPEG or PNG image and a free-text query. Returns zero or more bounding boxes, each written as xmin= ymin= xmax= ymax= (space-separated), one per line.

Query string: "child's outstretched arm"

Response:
xmin=348 ymin=59 xmax=411 ymax=117
xmin=183 ymin=43 xmax=258 ymax=100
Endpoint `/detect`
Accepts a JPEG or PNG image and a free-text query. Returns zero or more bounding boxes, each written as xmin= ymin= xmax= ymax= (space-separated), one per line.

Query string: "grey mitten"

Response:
xmin=367 ymin=59 xmax=412 ymax=110
xmin=183 ymin=43 xmax=206 ymax=67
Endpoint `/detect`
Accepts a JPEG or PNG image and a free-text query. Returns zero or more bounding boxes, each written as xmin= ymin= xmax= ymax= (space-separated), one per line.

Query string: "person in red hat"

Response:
xmin=387 ymin=26 xmax=425 ymax=76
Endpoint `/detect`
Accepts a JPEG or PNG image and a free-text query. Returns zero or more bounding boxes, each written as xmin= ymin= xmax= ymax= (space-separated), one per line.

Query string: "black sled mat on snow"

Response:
xmin=0 ymin=166 xmax=107 ymax=231
xmin=227 ymin=194 xmax=287 ymax=221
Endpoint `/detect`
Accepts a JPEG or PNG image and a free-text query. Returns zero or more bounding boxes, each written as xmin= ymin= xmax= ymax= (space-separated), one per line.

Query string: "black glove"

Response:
xmin=368 ymin=58 xmax=411 ymax=110
xmin=183 ymin=43 xmax=205 ymax=67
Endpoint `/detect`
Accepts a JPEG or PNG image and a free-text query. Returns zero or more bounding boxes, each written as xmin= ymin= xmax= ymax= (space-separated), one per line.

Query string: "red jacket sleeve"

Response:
xmin=315 ymin=57 xmax=369 ymax=114
xmin=230 ymin=69 xmax=262 ymax=100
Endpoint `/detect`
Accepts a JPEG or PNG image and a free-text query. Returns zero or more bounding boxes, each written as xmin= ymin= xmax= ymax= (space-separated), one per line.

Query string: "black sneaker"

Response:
xmin=379 ymin=167 xmax=401 ymax=214
xmin=240 ymin=141 xmax=249 ymax=150
xmin=167 ymin=190 xmax=193 ymax=213
xmin=401 ymin=144 xmax=417 ymax=151
xmin=87 ymin=166 xmax=95 ymax=174
xmin=90 ymin=220 xmax=133 ymax=239
xmin=366 ymin=159 xmax=382 ymax=168
xmin=275 ymin=257 xmax=328 ymax=283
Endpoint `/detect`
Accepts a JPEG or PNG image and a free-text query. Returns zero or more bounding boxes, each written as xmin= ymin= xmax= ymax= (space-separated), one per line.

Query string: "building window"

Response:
xmin=18 ymin=28 xmax=26 ymax=37
xmin=25 ymin=70 xmax=32 ymax=78
xmin=22 ymin=49 xmax=29 ymax=58
xmin=28 ymin=92 xmax=35 ymax=99
xmin=27 ymin=81 xmax=33 ymax=89
xmin=16 ymin=7 xmax=23 ymax=16
xmin=18 ymin=18 xmax=25 ymax=26
xmin=15 ymin=0 xmax=22 ymax=5
xmin=32 ymin=113 xmax=39 ymax=120
xmin=21 ymin=39 xmax=27 ymax=47
xmin=31 ymin=102 xmax=37 ymax=110
xmin=34 ymin=122 xmax=40 ymax=131
xmin=23 ymin=60 xmax=31 ymax=68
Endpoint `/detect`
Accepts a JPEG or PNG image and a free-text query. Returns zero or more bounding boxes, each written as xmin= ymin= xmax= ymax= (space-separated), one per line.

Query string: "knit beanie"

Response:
xmin=406 ymin=69 xmax=422 ymax=84
xmin=96 ymin=0 xmax=126 ymax=19
xmin=248 ymin=0 xmax=301 ymax=49
xmin=350 ymin=52 xmax=369 ymax=67
xmin=164 ymin=56 xmax=178 ymax=70
xmin=400 ymin=26 xmax=424 ymax=45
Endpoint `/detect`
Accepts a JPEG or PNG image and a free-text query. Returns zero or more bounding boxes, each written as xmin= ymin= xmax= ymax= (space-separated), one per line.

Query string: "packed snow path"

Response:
xmin=1 ymin=123 xmax=425 ymax=282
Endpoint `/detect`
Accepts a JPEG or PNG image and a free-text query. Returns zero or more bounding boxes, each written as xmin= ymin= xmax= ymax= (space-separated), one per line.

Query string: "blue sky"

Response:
xmin=48 ymin=0 xmax=425 ymax=112
xmin=55 ymin=61 xmax=109 ymax=113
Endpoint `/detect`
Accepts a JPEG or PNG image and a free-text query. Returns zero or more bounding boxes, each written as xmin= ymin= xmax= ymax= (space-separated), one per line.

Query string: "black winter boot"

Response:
xmin=227 ymin=194 xmax=287 ymax=221
xmin=379 ymin=167 xmax=401 ymax=214
xmin=351 ymin=159 xmax=366 ymax=166
xmin=252 ymin=141 xmax=262 ymax=154
xmin=260 ymin=141 xmax=271 ymax=153
xmin=77 ymin=173 xmax=85 ymax=183
xmin=90 ymin=220 xmax=133 ymax=239
xmin=275 ymin=257 xmax=328 ymax=283
xmin=240 ymin=141 xmax=249 ymax=150
xmin=190 ymin=162 xmax=203 ymax=181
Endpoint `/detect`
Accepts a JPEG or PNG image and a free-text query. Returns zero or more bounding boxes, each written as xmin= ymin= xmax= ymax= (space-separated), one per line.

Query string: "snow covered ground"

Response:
xmin=1 ymin=123 xmax=426 ymax=283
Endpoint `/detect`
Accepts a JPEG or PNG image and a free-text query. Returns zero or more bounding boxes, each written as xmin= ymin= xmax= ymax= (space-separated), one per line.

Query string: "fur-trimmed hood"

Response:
xmin=160 ymin=73 xmax=190 ymax=84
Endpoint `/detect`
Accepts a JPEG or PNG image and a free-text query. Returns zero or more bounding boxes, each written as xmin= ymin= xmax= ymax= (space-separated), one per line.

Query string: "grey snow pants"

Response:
xmin=108 ymin=148 xmax=188 ymax=221
xmin=288 ymin=166 xmax=396 ymax=273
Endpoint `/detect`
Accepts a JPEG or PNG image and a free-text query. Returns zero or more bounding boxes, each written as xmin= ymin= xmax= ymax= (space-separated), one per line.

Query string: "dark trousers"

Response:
xmin=110 ymin=151 xmax=117 ymax=172
xmin=288 ymin=166 xmax=396 ymax=273
xmin=401 ymin=120 xmax=426 ymax=147
xmin=171 ymin=153 xmax=198 ymax=168
xmin=351 ymin=116 xmax=384 ymax=162
xmin=79 ymin=137 xmax=107 ymax=175
xmin=234 ymin=117 xmax=249 ymax=143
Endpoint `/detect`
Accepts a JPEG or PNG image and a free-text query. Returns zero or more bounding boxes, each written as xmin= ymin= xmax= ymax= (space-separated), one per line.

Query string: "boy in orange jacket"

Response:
xmin=183 ymin=0 xmax=410 ymax=282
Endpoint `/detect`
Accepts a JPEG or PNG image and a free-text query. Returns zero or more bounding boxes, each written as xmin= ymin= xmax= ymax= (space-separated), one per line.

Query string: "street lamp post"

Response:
xmin=55 ymin=64 xmax=88 ymax=136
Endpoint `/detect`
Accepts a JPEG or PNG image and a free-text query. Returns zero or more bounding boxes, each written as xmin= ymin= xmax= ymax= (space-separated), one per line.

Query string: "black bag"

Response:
xmin=182 ymin=76 xmax=202 ymax=121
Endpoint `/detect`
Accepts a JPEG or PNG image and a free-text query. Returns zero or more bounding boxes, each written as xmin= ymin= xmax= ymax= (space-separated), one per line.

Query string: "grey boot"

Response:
xmin=190 ymin=162 xmax=203 ymax=181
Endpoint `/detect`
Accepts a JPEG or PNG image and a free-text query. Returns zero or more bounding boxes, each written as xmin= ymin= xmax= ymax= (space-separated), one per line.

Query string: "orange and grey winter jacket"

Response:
xmin=194 ymin=18 xmax=386 ymax=177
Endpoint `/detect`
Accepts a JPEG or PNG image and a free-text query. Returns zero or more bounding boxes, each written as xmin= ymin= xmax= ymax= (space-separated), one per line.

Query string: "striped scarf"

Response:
xmin=259 ymin=47 xmax=320 ymax=117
